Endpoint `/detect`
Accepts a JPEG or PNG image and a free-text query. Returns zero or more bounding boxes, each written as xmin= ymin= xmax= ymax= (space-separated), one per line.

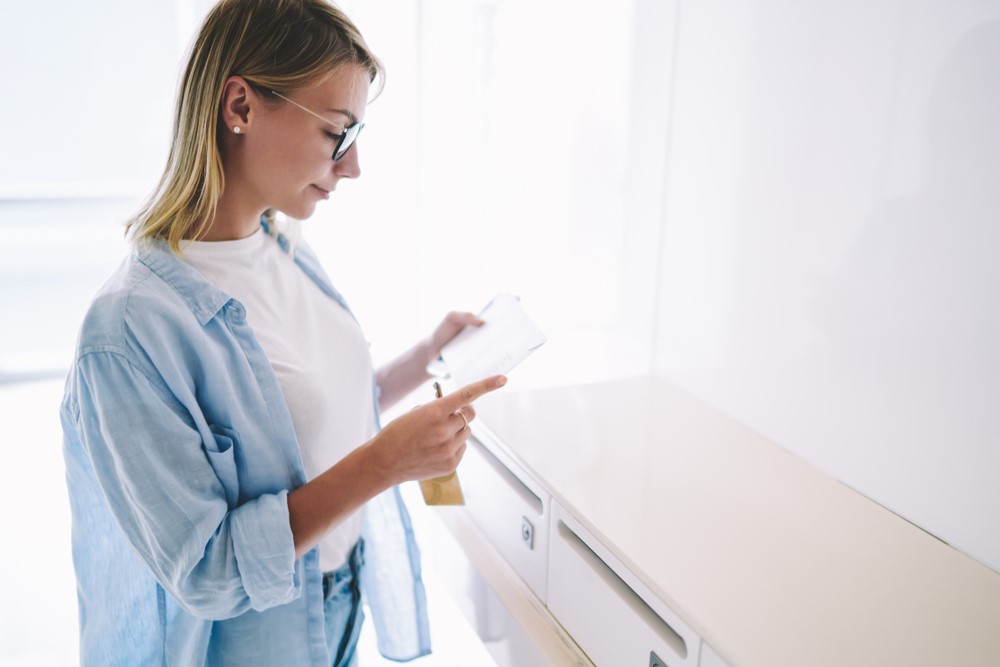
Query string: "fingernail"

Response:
xmin=497 ymin=376 xmax=507 ymax=386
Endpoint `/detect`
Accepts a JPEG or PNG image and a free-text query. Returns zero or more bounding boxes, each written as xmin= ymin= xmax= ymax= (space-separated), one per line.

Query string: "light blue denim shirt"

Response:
xmin=60 ymin=222 xmax=431 ymax=666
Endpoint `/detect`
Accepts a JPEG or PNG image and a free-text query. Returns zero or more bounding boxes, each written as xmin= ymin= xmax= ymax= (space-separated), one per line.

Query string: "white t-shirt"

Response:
xmin=181 ymin=227 xmax=372 ymax=572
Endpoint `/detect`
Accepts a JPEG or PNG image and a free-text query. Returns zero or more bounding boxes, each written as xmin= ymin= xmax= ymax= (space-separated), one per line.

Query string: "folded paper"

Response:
xmin=433 ymin=294 xmax=547 ymax=387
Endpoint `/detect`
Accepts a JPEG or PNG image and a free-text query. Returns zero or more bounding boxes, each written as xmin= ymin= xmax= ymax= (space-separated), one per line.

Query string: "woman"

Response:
xmin=59 ymin=1 xmax=506 ymax=665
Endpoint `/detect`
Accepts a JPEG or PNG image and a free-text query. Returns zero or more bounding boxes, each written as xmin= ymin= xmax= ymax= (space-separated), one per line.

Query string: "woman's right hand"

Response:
xmin=367 ymin=374 xmax=508 ymax=484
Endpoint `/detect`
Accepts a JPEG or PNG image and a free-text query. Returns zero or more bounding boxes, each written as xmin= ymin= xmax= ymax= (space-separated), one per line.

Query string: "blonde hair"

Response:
xmin=126 ymin=0 xmax=383 ymax=252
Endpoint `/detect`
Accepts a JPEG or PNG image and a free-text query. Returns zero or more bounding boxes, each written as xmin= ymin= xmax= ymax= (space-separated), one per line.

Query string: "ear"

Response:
xmin=219 ymin=76 xmax=258 ymax=133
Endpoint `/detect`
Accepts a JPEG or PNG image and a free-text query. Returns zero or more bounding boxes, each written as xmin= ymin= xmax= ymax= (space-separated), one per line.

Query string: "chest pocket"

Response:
xmin=204 ymin=423 xmax=243 ymax=508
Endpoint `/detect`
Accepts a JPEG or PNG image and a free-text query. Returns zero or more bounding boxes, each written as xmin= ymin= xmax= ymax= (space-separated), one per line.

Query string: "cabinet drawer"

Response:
xmin=548 ymin=502 xmax=701 ymax=667
xmin=698 ymin=644 xmax=731 ymax=667
xmin=462 ymin=430 xmax=550 ymax=602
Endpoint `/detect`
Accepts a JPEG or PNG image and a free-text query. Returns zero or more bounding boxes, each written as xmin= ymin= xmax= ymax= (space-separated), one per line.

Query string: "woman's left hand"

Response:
xmin=426 ymin=311 xmax=484 ymax=362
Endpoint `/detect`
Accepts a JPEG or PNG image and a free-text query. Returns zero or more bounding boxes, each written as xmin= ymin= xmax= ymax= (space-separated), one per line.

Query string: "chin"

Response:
xmin=277 ymin=202 xmax=318 ymax=221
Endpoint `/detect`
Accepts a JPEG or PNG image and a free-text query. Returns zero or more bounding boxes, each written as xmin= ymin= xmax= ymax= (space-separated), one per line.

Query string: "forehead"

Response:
xmin=296 ymin=65 xmax=370 ymax=120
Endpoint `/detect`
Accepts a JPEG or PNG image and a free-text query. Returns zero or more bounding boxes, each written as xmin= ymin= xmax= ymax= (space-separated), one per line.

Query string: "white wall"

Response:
xmin=394 ymin=0 xmax=672 ymax=388
xmin=653 ymin=0 xmax=1000 ymax=573
xmin=0 ymin=0 xmax=216 ymax=377
xmin=0 ymin=1 xmax=205 ymax=196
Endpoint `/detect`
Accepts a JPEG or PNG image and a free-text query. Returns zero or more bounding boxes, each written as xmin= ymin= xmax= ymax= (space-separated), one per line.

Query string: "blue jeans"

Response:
xmin=323 ymin=539 xmax=366 ymax=667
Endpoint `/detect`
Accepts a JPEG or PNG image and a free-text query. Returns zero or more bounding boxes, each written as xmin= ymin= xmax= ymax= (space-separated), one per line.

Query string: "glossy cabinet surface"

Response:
xmin=471 ymin=375 xmax=1000 ymax=666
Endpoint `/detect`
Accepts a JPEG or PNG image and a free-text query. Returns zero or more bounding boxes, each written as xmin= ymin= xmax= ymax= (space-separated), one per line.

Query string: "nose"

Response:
xmin=333 ymin=144 xmax=361 ymax=180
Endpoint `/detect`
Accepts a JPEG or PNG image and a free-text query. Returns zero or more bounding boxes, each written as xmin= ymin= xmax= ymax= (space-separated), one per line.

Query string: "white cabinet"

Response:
xmin=546 ymin=501 xmax=701 ymax=667
xmin=454 ymin=427 xmax=703 ymax=667
xmin=698 ymin=644 xmax=731 ymax=667
xmin=456 ymin=376 xmax=1000 ymax=666
xmin=425 ymin=506 xmax=588 ymax=667
xmin=462 ymin=431 xmax=551 ymax=603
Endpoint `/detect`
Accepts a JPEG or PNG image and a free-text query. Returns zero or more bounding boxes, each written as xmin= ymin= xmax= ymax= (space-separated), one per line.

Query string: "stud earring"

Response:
xmin=233 ymin=126 xmax=241 ymax=134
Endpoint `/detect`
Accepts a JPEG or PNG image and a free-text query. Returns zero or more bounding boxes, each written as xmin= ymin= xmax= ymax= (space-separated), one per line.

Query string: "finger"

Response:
xmin=450 ymin=311 xmax=485 ymax=327
xmin=440 ymin=375 xmax=507 ymax=412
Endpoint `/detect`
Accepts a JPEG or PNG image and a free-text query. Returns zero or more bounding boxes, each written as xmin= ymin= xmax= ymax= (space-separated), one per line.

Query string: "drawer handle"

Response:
xmin=469 ymin=436 xmax=543 ymax=514
xmin=557 ymin=520 xmax=687 ymax=660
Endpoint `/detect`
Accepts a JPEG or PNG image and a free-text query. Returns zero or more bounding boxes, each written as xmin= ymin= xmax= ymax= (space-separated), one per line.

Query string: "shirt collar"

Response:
xmin=135 ymin=239 xmax=233 ymax=326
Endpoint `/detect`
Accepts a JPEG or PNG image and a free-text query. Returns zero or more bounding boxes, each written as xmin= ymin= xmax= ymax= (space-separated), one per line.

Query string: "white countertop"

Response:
xmin=472 ymin=374 xmax=1000 ymax=667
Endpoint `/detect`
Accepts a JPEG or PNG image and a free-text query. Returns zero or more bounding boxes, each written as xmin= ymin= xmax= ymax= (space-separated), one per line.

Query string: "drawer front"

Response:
xmin=548 ymin=502 xmax=701 ymax=667
xmin=698 ymin=644 xmax=731 ymax=667
xmin=462 ymin=430 xmax=550 ymax=602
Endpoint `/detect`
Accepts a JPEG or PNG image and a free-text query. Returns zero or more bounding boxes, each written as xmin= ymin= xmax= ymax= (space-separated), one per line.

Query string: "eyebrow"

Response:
xmin=327 ymin=108 xmax=358 ymax=125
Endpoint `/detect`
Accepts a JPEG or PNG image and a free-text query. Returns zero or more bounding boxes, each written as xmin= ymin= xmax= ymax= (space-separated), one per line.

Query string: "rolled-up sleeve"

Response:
xmin=72 ymin=348 xmax=299 ymax=619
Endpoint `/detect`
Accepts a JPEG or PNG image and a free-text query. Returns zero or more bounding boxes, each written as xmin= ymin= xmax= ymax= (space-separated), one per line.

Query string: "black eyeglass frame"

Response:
xmin=326 ymin=120 xmax=364 ymax=162
xmin=269 ymin=90 xmax=365 ymax=161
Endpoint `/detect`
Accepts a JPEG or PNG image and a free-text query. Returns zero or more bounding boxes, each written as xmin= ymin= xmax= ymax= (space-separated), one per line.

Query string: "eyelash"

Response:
xmin=324 ymin=129 xmax=343 ymax=141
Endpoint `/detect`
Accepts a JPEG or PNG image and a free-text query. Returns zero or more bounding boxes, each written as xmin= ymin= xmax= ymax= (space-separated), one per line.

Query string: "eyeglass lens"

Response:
xmin=334 ymin=123 xmax=364 ymax=161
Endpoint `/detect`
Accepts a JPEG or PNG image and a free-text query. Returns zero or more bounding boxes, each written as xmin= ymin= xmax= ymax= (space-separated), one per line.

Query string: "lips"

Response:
xmin=312 ymin=184 xmax=331 ymax=199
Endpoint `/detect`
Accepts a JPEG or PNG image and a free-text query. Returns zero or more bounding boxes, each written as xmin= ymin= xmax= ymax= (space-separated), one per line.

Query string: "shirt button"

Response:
xmin=229 ymin=304 xmax=246 ymax=322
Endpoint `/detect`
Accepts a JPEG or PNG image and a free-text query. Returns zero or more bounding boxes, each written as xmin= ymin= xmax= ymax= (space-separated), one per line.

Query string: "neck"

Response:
xmin=197 ymin=184 xmax=266 ymax=241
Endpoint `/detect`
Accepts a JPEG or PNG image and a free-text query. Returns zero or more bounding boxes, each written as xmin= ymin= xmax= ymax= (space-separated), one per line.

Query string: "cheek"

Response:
xmin=261 ymin=149 xmax=321 ymax=193
xmin=251 ymin=125 xmax=334 ymax=191
xmin=283 ymin=138 xmax=335 ymax=181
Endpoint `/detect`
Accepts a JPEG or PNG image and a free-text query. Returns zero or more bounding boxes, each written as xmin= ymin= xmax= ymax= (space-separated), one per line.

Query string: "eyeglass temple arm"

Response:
xmin=270 ymin=90 xmax=346 ymax=133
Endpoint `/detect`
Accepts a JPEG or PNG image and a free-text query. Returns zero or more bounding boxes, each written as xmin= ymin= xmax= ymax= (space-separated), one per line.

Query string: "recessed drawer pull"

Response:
xmin=557 ymin=520 xmax=687 ymax=661
xmin=470 ymin=436 xmax=543 ymax=514
xmin=463 ymin=435 xmax=550 ymax=602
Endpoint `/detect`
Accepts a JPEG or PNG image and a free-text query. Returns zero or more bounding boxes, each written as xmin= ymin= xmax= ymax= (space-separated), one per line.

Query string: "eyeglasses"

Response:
xmin=270 ymin=90 xmax=364 ymax=161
